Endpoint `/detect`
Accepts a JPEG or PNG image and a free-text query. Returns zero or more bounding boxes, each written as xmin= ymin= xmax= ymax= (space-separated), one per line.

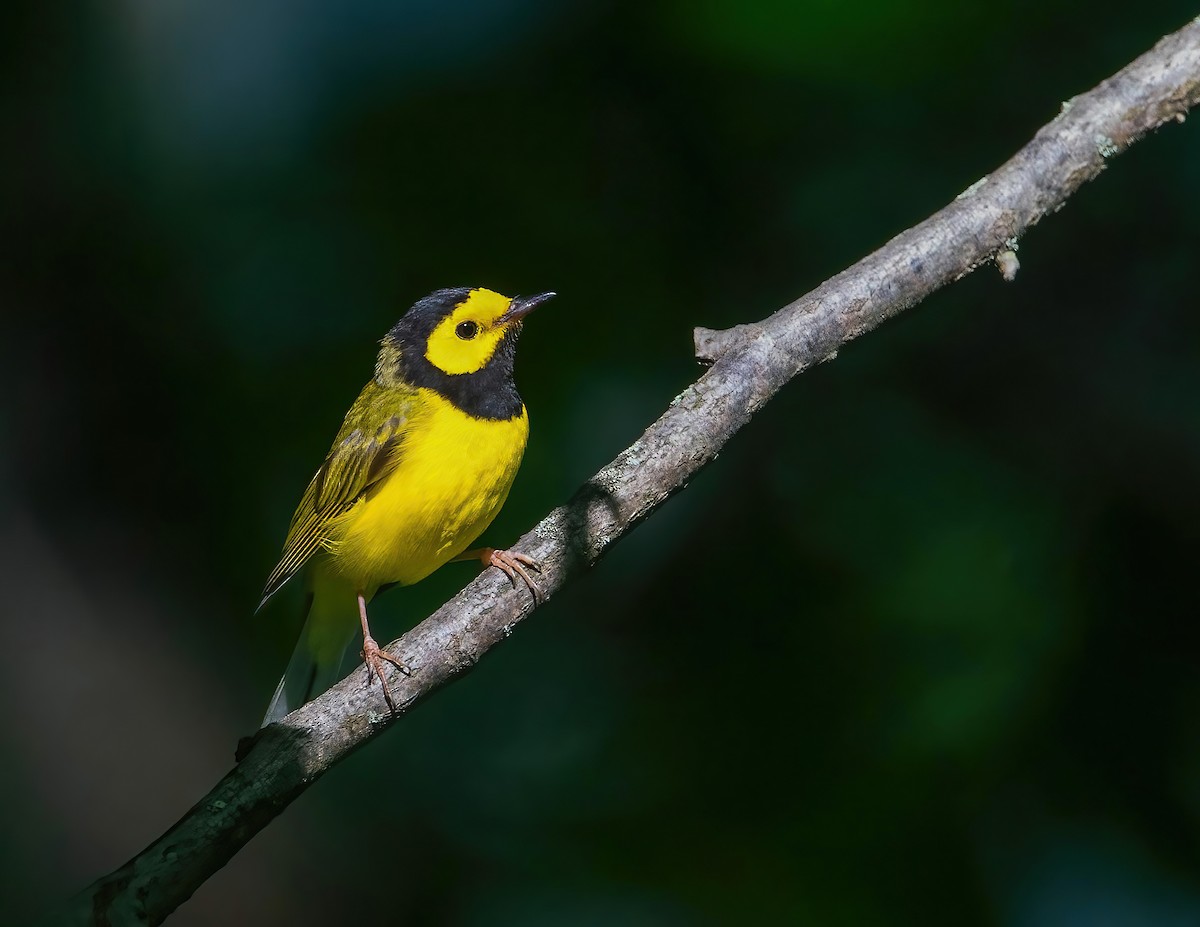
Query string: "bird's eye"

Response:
xmin=456 ymin=321 xmax=479 ymax=340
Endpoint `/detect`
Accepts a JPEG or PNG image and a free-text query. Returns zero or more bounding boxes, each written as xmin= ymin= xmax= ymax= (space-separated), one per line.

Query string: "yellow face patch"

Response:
xmin=424 ymin=288 xmax=515 ymax=375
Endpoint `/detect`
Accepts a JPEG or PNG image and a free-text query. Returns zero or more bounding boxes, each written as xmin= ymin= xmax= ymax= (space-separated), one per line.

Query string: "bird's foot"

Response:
xmin=361 ymin=635 xmax=410 ymax=712
xmin=479 ymin=547 xmax=542 ymax=603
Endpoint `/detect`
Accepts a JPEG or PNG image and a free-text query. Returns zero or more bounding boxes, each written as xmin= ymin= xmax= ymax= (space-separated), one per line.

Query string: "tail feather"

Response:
xmin=261 ymin=586 xmax=358 ymax=727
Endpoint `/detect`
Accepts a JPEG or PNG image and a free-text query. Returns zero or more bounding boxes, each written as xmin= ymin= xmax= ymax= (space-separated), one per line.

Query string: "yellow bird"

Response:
xmin=259 ymin=287 xmax=553 ymax=724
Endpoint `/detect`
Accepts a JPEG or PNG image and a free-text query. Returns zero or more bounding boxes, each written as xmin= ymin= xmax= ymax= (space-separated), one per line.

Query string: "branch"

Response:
xmin=74 ymin=18 xmax=1200 ymax=926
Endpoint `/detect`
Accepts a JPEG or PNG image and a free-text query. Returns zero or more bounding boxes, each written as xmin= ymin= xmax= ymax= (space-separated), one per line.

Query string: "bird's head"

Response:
xmin=377 ymin=287 xmax=555 ymax=417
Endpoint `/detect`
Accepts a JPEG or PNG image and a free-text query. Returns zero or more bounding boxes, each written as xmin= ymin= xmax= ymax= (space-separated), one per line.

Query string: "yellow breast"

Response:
xmin=324 ymin=389 xmax=529 ymax=592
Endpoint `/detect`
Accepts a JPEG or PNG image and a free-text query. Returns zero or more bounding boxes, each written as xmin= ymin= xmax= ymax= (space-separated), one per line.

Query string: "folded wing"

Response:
xmin=259 ymin=381 xmax=416 ymax=608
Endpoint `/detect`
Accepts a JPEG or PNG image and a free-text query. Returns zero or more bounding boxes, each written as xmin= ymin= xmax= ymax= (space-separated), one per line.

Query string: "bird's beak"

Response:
xmin=501 ymin=291 xmax=556 ymax=323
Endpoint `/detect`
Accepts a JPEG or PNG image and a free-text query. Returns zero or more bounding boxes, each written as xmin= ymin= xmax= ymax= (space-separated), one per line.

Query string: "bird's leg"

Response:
xmin=457 ymin=547 xmax=543 ymax=603
xmin=357 ymin=592 xmax=409 ymax=712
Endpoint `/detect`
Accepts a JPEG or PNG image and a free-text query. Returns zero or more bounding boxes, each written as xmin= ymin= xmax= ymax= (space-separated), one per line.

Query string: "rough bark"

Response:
xmin=72 ymin=17 xmax=1200 ymax=926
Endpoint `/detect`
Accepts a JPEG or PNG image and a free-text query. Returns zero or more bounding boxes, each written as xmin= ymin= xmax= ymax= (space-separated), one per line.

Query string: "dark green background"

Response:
xmin=3 ymin=1 xmax=1199 ymax=924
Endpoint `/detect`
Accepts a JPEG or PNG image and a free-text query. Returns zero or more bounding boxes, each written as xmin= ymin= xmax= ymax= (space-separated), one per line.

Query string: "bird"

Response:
xmin=258 ymin=286 xmax=553 ymax=725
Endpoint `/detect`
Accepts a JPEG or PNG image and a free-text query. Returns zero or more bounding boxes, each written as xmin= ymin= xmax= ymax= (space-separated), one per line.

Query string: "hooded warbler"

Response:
xmin=259 ymin=287 xmax=553 ymax=724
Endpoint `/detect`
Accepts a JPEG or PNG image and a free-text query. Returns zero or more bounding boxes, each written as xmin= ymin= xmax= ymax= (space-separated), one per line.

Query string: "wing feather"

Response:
xmin=258 ymin=381 xmax=415 ymax=608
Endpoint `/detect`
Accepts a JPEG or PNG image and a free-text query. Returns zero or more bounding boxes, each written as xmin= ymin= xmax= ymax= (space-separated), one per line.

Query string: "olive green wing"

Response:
xmin=258 ymin=381 xmax=417 ymax=608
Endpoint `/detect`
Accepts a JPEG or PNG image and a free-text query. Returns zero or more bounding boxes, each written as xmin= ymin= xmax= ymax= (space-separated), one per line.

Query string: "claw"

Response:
xmin=357 ymin=592 xmax=409 ymax=712
xmin=361 ymin=635 xmax=409 ymax=712
xmin=481 ymin=548 xmax=543 ymax=604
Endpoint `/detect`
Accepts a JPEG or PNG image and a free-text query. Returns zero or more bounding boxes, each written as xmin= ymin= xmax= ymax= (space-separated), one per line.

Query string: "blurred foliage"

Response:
xmin=2 ymin=0 xmax=1199 ymax=924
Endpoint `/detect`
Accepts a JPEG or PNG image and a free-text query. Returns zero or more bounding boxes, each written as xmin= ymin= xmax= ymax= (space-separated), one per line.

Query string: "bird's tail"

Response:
xmin=262 ymin=580 xmax=358 ymax=727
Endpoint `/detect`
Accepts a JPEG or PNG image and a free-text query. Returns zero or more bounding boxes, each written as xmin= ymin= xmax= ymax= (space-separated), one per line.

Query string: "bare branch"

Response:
xmin=72 ymin=18 xmax=1200 ymax=926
